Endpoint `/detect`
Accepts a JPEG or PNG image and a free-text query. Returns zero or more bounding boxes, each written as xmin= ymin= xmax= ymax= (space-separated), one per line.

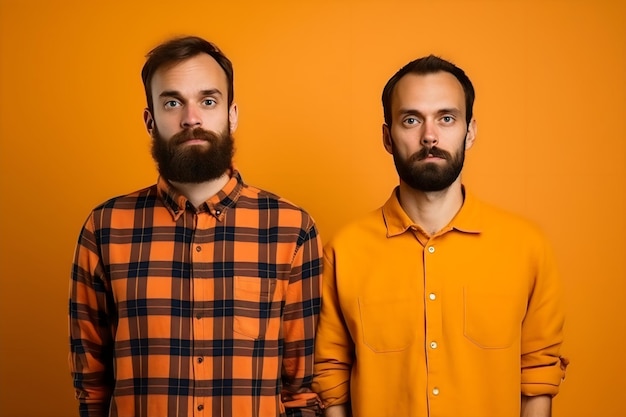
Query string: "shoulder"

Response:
xmin=324 ymin=207 xmax=385 ymax=252
xmin=92 ymin=184 xmax=158 ymax=211
xmin=471 ymin=197 xmax=554 ymax=255
xmin=477 ymin=199 xmax=545 ymax=236
xmin=87 ymin=184 xmax=159 ymax=225
xmin=237 ymin=183 xmax=318 ymax=231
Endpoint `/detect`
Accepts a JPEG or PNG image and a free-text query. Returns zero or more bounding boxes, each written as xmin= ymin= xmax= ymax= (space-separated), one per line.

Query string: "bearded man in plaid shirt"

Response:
xmin=69 ymin=35 xmax=323 ymax=417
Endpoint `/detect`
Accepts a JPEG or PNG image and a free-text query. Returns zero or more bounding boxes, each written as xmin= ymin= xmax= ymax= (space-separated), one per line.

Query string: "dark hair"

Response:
xmin=141 ymin=36 xmax=234 ymax=113
xmin=382 ymin=55 xmax=475 ymax=126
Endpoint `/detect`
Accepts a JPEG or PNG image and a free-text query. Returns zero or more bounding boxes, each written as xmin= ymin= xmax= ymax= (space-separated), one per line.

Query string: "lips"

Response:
xmin=181 ymin=138 xmax=208 ymax=145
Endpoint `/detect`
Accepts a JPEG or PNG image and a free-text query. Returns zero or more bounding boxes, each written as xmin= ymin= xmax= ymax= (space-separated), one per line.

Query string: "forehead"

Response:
xmin=392 ymin=71 xmax=465 ymax=114
xmin=151 ymin=53 xmax=228 ymax=94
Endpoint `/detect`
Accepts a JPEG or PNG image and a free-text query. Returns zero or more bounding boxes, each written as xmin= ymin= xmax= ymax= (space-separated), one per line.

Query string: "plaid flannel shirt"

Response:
xmin=69 ymin=170 xmax=322 ymax=417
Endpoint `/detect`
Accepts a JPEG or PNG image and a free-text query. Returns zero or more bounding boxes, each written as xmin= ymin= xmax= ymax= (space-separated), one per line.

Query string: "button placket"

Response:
xmin=424 ymin=239 xmax=443 ymax=405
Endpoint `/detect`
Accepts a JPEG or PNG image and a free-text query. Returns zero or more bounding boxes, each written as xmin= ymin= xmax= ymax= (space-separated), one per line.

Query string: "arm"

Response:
xmin=324 ymin=403 xmax=351 ymax=417
xmin=312 ymin=246 xmax=354 ymax=411
xmin=281 ymin=223 xmax=323 ymax=416
xmin=69 ymin=214 xmax=114 ymax=417
xmin=521 ymin=395 xmax=551 ymax=417
xmin=520 ymin=235 xmax=567 ymax=400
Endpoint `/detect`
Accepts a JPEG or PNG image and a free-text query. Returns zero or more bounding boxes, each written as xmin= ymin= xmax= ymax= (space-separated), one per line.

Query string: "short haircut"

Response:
xmin=382 ymin=55 xmax=475 ymax=126
xmin=141 ymin=36 xmax=234 ymax=113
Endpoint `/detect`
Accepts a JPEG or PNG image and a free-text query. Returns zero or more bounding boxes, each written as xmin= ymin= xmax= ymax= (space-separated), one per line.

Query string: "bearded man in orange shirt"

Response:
xmin=313 ymin=55 xmax=567 ymax=417
xmin=69 ymin=36 xmax=322 ymax=417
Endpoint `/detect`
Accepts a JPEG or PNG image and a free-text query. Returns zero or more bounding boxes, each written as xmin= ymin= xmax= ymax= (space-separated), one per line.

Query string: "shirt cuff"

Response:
xmin=521 ymin=356 xmax=569 ymax=396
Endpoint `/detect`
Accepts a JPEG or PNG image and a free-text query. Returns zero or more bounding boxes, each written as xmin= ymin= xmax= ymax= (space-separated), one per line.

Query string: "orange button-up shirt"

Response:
xmin=313 ymin=188 xmax=566 ymax=417
xmin=69 ymin=171 xmax=322 ymax=417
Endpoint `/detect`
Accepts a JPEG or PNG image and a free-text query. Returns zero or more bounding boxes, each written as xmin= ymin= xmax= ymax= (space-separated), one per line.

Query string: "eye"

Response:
xmin=404 ymin=117 xmax=419 ymax=125
xmin=441 ymin=116 xmax=454 ymax=123
xmin=202 ymin=98 xmax=216 ymax=106
xmin=164 ymin=100 xmax=180 ymax=109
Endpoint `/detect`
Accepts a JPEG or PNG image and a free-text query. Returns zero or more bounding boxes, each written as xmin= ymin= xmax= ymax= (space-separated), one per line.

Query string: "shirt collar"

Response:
xmin=157 ymin=169 xmax=245 ymax=221
xmin=382 ymin=185 xmax=482 ymax=238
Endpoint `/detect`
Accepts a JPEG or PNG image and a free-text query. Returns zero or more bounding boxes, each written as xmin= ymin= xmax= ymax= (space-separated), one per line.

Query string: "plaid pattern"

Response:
xmin=69 ymin=170 xmax=322 ymax=417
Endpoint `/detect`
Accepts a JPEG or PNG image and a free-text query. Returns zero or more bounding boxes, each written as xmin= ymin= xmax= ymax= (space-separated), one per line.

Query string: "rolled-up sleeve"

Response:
xmin=312 ymin=246 xmax=353 ymax=408
xmin=69 ymin=213 xmax=114 ymax=417
xmin=520 ymin=236 xmax=568 ymax=396
xmin=282 ymin=222 xmax=323 ymax=416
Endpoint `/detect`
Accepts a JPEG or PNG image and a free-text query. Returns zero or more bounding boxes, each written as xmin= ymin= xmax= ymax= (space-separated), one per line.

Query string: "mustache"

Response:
xmin=409 ymin=146 xmax=451 ymax=162
xmin=170 ymin=127 xmax=222 ymax=146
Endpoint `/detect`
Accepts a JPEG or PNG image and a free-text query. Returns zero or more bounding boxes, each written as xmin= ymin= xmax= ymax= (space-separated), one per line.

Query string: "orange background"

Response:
xmin=1 ymin=1 xmax=625 ymax=416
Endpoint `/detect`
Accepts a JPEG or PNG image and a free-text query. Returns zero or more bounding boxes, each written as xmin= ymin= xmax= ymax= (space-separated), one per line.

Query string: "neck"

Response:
xmin=169 ymin=171 xmax=231 ymax=208
xmin=397 ymin=178 xmax=464 ymax=235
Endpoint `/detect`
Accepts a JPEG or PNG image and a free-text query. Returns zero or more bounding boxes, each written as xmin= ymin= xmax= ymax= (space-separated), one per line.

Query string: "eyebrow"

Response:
xmin=398 ymin=107 xmax=462 ymax=117
xmin=437 ymin=107 xmax=462 ymax=116
xmin=158 ymin=89 xmax=223 ymax=99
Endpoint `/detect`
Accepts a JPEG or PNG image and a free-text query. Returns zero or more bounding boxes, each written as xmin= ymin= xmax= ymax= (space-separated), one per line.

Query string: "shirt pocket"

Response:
xmin=233 ymin=276 xmax=277 ymax=340
xmin=463 ymin=286 xmax=522 ymax=349
xmin=358 ymin=297 xmax=416 ymax=353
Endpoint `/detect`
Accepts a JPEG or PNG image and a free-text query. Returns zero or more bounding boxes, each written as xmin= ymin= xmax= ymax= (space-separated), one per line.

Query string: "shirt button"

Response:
xmin=429 ymin=293 xmax=436 ymax=301
xmin=197 ymin=404 xmax=204 ymax=411
xmin=216 ymin=210 xmax=221 ymax=215
xmin=433 ymin=387 xmax=440 ymax=396
xmin=195 ymin=246 xmax=202 ymax=252
xmin=430 ymin=341 xmax=438 ymax=349
xmin=197 ymin=356 xmax=204 ymax=363
xmin=195 ymin=313 xmax=202 ymax=320
xmin=428 ymin=246 xmax=435 ymax=253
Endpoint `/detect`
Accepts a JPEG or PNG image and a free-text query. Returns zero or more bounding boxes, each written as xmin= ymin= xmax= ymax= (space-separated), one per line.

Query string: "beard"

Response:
xmin=392 ymin=138 xmax=465 ymax=192
xmin=151 ymin=124 xmax=234 ymax=183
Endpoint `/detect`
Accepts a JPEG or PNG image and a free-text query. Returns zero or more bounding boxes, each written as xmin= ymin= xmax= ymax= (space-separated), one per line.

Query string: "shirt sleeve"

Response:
xmin=281 ymin=221 xmax=323 ymax=416
xmin=520 ymin=234 xmax=568 ymax=396
xmin=312 ymin=245 xmax=353 ymax=409
xmin=68 ymin=212 xmax=114 ymax=417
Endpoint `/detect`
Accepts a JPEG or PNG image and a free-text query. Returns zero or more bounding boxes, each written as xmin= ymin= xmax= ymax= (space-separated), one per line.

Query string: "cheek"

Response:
xmin=392 ymin=135 xmax=420 ymax=155
xmin=205 ymin=110 xmax=230 ymax=125
xmin=153 ymin=115 xmax=180 ymax=136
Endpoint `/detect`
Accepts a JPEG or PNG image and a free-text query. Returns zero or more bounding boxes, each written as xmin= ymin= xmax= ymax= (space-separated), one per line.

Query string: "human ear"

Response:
xmin=465 ymin=119 xmax=477 ymax=150
xmin=143 ymin=109 xmax=155 ymax=135
xmin=382 ymin=124 xmax=393 ymax=154
xmin=228 ymin=103 xmax=239 ymax=133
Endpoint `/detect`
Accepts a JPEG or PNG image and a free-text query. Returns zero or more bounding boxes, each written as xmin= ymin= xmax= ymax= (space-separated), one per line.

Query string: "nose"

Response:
xmin=181 ymin=105 xmax=202 ymax=129
xmin=421 ymin=120 xmax=438 ymax=147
